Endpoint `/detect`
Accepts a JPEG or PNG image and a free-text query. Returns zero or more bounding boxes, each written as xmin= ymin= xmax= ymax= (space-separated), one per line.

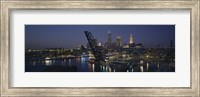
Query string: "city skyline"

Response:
xmin=25 ymin=25 xmax=175 ymax=49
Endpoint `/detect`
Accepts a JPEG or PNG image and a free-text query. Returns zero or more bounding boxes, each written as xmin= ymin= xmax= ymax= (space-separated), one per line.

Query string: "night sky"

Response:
xmin=25 ymin=25 xmax=175 ymax=49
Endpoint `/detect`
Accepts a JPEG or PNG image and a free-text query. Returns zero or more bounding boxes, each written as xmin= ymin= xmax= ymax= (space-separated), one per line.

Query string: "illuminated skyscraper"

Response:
xmin=130 ymin=33 xmax=133 ymax=44
xmin=116 ymin=36 xmax=122 ymax=46
xmin=107 ymin=30 xmax=112 ymax=46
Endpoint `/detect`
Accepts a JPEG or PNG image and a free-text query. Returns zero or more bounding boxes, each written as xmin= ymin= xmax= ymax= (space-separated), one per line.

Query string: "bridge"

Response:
xmin=84 ymin=31 xmax=106 ymax=72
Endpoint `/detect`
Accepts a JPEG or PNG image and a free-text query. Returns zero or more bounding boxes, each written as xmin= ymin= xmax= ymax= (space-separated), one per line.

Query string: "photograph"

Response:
xmin=25 ymin=25 xmax=175 ymax=72
xmin=1 ymin=0 xmax=199 ymax=96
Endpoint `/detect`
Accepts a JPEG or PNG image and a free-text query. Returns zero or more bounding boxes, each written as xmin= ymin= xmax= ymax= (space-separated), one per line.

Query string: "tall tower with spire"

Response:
xmin=107 ymin=30 xmax=112 ymax=46
xmin=130 ymin=33 xmax=133 ymax=44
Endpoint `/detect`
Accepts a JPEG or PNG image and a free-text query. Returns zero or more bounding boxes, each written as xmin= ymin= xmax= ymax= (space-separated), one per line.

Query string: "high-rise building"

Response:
xmin=107 ymin=30 xmax=112 ymax=46
xmin=116 ymin=36 xmax=122 ymax=46
xmin=130 ymin=33 xmax=133 ymax=44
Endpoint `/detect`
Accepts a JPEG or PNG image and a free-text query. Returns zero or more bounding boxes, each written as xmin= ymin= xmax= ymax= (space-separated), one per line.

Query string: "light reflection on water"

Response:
xmin=26 ymin=57 xmax=166 ymax=72
xmin=27 ymin=57 xmax=99 ymax=72
xmin=100 ymin=65 xmax=110 ymax=72
xmin=69 ymin=59 xmax=71 ymax=66
xmin=92 ymin=64 xmax=94 ymax=72
xmin=45 ymin=60 xmax=51 ymax=66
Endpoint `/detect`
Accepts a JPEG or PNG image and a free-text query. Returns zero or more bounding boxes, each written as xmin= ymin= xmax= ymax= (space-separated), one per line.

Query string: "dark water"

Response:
xmin=25 ymin=57 xmax=175 ymax=72
xmin=25 ymin=57 xmax=112 ymax=72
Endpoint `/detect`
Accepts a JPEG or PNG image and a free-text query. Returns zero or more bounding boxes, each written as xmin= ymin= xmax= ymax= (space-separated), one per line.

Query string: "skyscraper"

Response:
xmin=107 ymin=30 xmax=112 ymax=46
xmin=116 ymin=36 xmax=122 ymax=46
xmin=130 ymin=33 xmax=133 ymax=44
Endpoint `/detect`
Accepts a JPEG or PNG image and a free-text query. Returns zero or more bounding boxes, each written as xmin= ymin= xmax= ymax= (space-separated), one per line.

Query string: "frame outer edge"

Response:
xmin=198 ymin=0 xmax=200 ymax=96
xmin=0 ymin=0 xmax=200 ymax=97
xmin=0 ymin=0 xmax=1 ymax=96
